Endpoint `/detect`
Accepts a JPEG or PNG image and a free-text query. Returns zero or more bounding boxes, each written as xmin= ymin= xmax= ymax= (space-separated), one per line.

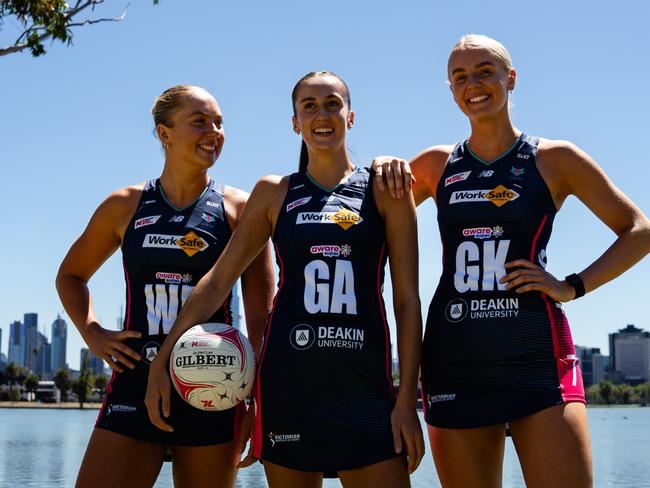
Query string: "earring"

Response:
xmin=163 ymin=142 xmax=172 ymax=151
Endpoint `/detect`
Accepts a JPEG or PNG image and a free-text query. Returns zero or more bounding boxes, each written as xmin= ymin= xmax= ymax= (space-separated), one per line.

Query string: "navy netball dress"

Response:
xmin=421 ymin=134 xmax=585 ymax=428
xmin=253 ymin=168 xmax=398 ymax=471
xmin=96 ymin=178 xmax=238 ymax=445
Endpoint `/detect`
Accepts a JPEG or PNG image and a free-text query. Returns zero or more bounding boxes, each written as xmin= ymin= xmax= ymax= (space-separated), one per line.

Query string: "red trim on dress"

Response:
xmin=95 ymin=370 xmax=116 ymax=427
xmin=532 ymin=214 xmax=585 ymax=403
xmin=529 ymin=214 xmax=548 ymax=263
xmin=376 ymin=243 xmax=395 ymax=394
xmin=253 ymin=242 xmax=284 ymax=459
xmin=122 ymin=259 xmax=132 ymax=331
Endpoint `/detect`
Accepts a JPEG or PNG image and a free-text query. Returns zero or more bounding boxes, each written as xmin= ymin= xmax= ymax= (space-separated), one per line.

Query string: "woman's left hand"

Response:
xmin=502 ymin=259 xmax=575 ymax=302
xmin=236 ymin=402 xmax=258 ymax=468
xmin=390 ymin=402 xmax=425 ymax=474
xmin=144 ymin=360 xmax=174 ymax=432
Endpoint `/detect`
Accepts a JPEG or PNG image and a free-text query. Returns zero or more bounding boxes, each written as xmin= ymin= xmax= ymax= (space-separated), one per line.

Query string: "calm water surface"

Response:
xmin=0 ymin=408 xmax=648 ymax=487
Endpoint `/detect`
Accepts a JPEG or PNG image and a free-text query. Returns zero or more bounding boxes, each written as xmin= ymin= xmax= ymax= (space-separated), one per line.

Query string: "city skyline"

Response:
xmin=1 ymin=285 xmax=244 ymax=371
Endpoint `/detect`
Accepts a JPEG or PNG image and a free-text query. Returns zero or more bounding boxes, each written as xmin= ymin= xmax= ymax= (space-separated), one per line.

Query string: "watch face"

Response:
xmin=565 ymin=274 xmax=585 ymax=298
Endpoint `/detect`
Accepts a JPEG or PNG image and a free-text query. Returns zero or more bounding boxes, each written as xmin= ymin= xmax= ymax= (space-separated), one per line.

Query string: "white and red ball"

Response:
xmin=169 ymin=323 xmax=255 ymax=411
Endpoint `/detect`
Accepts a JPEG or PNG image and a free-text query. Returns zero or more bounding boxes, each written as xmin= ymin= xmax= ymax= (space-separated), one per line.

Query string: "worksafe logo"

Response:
xmin=143 ymin=231 xmax=209 ymax=257
xmin=486 ymin=185 xmax=519 ymax=207
xmin=296 ymin=210 xmax=363 ymax=230
xmin=449 ymin=185 xmax=519 ymax=207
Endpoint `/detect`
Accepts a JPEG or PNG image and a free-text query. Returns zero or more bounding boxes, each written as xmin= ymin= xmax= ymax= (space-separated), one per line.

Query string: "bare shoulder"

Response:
xmin=75 ymin=182 xmax=144 ymax=245
xmin=537 ymin=138 xmax=604 ymax=186
xmin=412 ymin=145 xmax=455 ymax=174
xmin=251 ymin=174 xmax=289 ymax=201
xmin=411 ymin=144 xmax=456 ymax=202
xmin=98 ymin=183 xmax=144 ymax=227
xmin=246 ymin=175 xmax=291 ymax=223
xmin=537 ymin=138 xmax=598 ymax=173
xmin=413 ymin=144 xmax=456 ymax=162
xmin=223 ymin=185 xmax=250 ymax=214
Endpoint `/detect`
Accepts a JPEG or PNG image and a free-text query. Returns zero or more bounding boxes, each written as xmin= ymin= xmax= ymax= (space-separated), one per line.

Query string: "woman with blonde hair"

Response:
xmin=374 ymin=34 xmax=650 ymax=487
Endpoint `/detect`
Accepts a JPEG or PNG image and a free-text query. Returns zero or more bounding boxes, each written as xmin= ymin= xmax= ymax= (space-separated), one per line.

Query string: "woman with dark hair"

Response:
xmin=373 ymin=35 xmax=650 ymax=487
xmin=146 ymin=71 xmax=425 ymax=487
xmin=56 ymin=85 xmax=274 ymax=487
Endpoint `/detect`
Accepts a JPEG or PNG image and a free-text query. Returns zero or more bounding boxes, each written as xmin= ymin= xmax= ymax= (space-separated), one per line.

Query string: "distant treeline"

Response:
xmin=0 ymin=359 xmax=107 ymax=407
xmin=586 ymin=380 xmax=650 ymax=405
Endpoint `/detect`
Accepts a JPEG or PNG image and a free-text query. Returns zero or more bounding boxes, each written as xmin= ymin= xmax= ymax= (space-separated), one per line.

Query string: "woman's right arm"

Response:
xmin=55 ymin=186 xmax=143 ymax=372
xmin=371 ymin=146 xmax=453 ymax=205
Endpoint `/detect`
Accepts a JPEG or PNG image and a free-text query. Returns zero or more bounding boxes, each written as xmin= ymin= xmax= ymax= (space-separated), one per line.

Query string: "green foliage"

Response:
xmin=635 ymin=383 xmax=650 ymax=405
xmin=54 ymin=368 xmax=72 ymax=401
xmin=73 ymin=350 xmax=94 ymax=408
xmin=4 ymin=362 xmax=18 ymax=387
xmin=0 ymin=1 xmax=160 ymax=57
xmin=8 ymin=387 xmax=20 ymax=401
xmin=585 ymin=381 xmax=650 ymax=405
xmin=23 ymin=373 xmax=39 ymax=394
xmin=585 ymin=384 xmax=601 ymax=404
xmin=94 ymin=374 xmax=108 ymax=397
xmin=599 ymin=380 xmax=614 ymax=405
xmin=613 ymin=384 xmax=635 ymax=405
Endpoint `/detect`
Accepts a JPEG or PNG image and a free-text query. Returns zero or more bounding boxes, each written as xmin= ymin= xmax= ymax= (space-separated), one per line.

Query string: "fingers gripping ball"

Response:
xmin=170 ymin=323 xmax=255 ymax=411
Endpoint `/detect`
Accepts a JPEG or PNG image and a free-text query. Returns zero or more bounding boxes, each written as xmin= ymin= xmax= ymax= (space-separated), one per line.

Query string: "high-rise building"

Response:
xmin=51 ymin=315 xmax=68 ymax=373
xmin=574 ymin=345 xmax=607 ymax=386
xmin=23 ymin=313 xmax=39 ymax=372
xmin=8 ymin=321 xmax=25 ymax=367
xmin=0 ymin=328 xmax=4 ymax=369
xmin=80 ymin=348 xmax=105 ymax=376
xmin=609 ymin=324 xmax=650 ymax=384
xmin=36 ymin=333 xmax=52 ymax=379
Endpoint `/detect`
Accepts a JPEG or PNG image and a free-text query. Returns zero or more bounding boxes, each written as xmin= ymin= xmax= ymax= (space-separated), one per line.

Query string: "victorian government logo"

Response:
xmin=445 ymin=298 xmax=468 ymax=323
xmin=290 ymin=324 xmax=315 ymax=350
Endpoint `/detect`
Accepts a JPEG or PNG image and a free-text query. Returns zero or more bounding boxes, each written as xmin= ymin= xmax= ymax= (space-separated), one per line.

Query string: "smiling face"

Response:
xmin=156 ymin=87 xmax=224 ymax=169
xmin=447 ymin=46 xmax=516 ymax=122
xmin=292 ymin=75 xmax=354 ymax=154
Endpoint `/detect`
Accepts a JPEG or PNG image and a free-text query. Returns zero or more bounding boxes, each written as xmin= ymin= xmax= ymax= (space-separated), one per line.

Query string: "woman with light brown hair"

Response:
xmin=56 ymin=85 xmax=274 ymax=487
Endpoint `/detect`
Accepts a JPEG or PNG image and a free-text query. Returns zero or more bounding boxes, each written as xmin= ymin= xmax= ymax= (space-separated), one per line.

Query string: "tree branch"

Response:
xmin=0 ymin=1 xmax=129 ymax=57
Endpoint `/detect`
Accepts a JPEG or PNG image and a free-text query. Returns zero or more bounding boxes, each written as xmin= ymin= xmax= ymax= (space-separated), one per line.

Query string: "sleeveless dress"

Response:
xmin=96 ymin=178 xmax=240 ymax=445
xmin=253 ymin=168 xmax=399 ymax=471
xmin=421 ymin=134 xmax=585 ymax=428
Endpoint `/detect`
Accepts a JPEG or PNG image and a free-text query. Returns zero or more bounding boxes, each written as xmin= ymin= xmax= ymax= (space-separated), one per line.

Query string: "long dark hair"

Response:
xmin=291 ymin=71 xmax=351 ymax=172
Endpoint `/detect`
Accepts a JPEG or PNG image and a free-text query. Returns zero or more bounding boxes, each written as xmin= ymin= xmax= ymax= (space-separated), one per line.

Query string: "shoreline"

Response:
xmin=0 ymin=402 xmax=646 ymax=411
xmin=0 ymin=401 xmax=102 ymax=410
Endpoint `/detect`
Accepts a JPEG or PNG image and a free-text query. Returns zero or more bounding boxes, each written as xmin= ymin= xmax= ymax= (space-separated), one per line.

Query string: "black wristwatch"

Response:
xmin=564 ymin=273 xmax=585 ymax=299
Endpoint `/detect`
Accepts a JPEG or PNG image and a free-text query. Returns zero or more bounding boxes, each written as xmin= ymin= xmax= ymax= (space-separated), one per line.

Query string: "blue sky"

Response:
xmin=1 ymin=1 xmax=648 ymax=369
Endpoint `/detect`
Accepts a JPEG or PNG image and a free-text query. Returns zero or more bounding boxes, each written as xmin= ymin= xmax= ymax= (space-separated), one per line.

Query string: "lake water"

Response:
xmin=0 ymin=408 xmax=648 ymax=487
